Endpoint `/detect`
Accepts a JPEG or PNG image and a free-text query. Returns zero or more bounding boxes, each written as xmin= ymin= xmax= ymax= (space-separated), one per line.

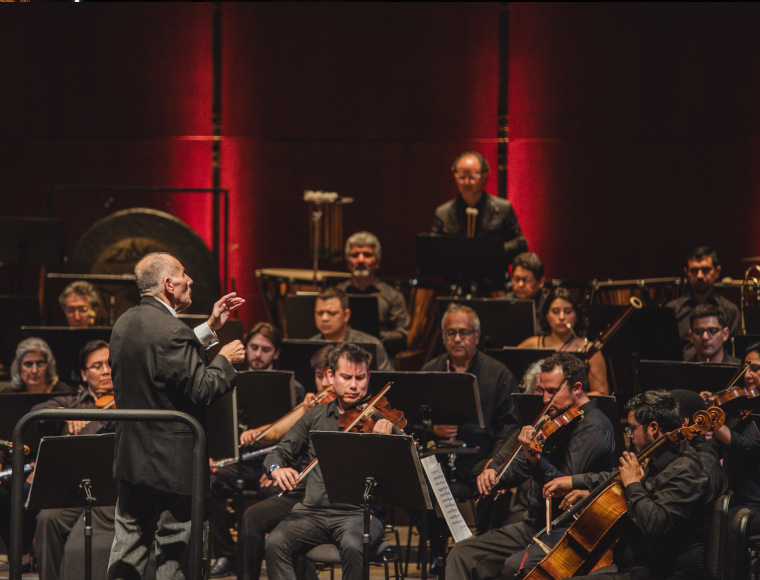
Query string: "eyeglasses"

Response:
xmin=624 ymin=424 xmax=642 ymax=437
xmin=692 ymin=327 xmax=722 ymax=337
xmin=64 ymin=306 xmax=91 ymax=315
xmin=22 ymin=360 xmax=47 ymax=369
xmin=444 ymin=329 xmax=476 ymax=339
xmin=86 ymin=361 xmax=111 ymax=372
xmin=453 ymin=173 xmax=481 ymax=183
xmin=687 ymin=267 xmax=714 ymax=277
xmin=513 ymin=276 xmax=537 ymax=285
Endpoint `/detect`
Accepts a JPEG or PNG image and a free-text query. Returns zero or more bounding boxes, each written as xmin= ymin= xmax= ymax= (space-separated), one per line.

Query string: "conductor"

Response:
xmin=106 ymin=252 xmax=245 ymax=579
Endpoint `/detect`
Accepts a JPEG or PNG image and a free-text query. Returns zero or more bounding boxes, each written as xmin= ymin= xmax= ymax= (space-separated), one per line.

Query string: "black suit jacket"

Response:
xmin=110 ymin=296 xmax=237 ymax=495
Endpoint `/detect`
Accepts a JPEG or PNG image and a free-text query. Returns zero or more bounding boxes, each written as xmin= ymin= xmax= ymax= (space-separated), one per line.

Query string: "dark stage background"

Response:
xmin=1 ymin=2 xmax=759 ymax=328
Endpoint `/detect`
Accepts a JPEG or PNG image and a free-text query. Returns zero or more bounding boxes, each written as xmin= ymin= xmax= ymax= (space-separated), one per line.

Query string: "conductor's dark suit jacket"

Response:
xmin=110 ymin=296 xmax=237 ymax=496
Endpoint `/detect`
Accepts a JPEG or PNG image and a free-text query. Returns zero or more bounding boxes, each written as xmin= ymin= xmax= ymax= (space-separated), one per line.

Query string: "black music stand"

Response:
xmin=0 ymin=218 xmax=64 ymax=295
xmin=0 ymin=296 xmax=42 ymax=372
xmin=743 ymin=307 xmax=760 ymax=335
xmin=27 ymin=433 xmax=116 ymax=580
xmin=732 ymin=334 xmax=760 ymax=359
xmin=311 ymin=432 xmax=432 ymax=580
xmin=20 ymin=327 xmax=112 ymax=386
xmin=512 ymin=393 xmax=626 ymax=456
xmin=415 ymin=234 xmax=507 ymax=293
xmin=586 ymin=305 xmax=681 ymax=361
xmin=486 ymin=347 xmax=554 ymax=383
xmin=637 ymin=360 xmax=741 ymax=394
xmin=436 ymin=297 xmax=535 ymax=349
xmin=284 ymin=294 xmax=381 ymax=339
xmin=279 ymin=339 xmax=378 ymax=391
xmin=0 ymin=393 xmax=59 ymax=459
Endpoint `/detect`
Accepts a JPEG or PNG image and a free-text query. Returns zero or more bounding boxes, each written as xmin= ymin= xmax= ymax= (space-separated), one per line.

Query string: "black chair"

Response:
xmin=302 ymin=540 xmax=400 ymax=580
xmin=726 ymin=508 xmax=754 ymax=580
xmin=705 ymin=493 xmax=732 ymax=580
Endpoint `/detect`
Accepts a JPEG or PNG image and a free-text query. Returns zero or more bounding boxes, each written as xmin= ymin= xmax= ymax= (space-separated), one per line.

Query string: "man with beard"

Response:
xmin=336 ymin=231 xmax=409 ymax=357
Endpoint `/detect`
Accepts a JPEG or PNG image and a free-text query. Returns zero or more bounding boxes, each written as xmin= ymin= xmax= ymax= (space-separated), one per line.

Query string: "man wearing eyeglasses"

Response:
xmin=506 ymin=252 xmax=547 ymax=335
xmin=432 ymin=151 xmax=528 ymax=263
xmin=688 ymin=303 xmax=741 ymax=364
xmin=31 ymin=340 xmax=116 ymax=580
xmin=665 ymin=246 xmax=740 ymax=360
xmin=58 ymin=280 xmax=101 ymax=328
xmin=421 ymin=304 xmax=518 ymax=523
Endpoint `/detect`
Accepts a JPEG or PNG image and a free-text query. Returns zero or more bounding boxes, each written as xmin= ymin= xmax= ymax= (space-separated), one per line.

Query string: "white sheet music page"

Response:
xmin=421 ymin=455 xmax=473 ymax=543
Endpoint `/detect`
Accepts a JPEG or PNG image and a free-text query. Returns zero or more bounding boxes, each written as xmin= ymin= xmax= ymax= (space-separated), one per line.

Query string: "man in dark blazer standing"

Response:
xmin=106 ymin=252 xmax=245 ymax=579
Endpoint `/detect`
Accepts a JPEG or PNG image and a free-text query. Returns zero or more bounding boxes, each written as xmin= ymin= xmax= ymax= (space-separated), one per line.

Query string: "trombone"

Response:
xmin=741 ymin=265 xmax=760 ymax=334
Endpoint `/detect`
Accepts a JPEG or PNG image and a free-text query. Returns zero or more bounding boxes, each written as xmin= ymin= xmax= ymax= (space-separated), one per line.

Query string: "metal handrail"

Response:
xmin=10 ymin=409 xmax=207 ymax=580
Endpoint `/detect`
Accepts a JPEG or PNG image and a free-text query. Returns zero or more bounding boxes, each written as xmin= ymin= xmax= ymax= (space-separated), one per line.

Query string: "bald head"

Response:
xmin=135 ymin=253 xmax=194 ymax=312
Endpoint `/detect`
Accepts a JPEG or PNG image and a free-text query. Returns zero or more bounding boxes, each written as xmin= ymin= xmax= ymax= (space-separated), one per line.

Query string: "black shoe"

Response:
xmin=210 ymin=557 xmax=236 ymax=578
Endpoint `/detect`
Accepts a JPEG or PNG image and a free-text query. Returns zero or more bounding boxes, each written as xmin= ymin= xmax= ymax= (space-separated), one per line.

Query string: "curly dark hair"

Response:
xmin=539 ymin=288 xmax=587 ymax=337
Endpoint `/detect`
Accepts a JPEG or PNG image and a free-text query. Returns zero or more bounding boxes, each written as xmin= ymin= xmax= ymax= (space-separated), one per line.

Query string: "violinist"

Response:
xmin=31 ymin=340 xmax=116 ymax=580
xmin=447 ymin=352 xmax=616 ymax=580
xmin=237 ymin=345 xmax=336 ymax=580
xmin=543 ymin=390 xmax=717 ymax=580
xmin=710 ymin=342 xmax=760 ymax=534
xmin=264 ymin=343 xmax=395 ymax=580
xmin=209 ymin=322 xmax=309 ymax=578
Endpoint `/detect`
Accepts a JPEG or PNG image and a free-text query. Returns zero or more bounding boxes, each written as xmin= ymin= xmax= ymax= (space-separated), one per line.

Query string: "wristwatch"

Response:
xmin=268 ymin=464 xmax=281 ymax=480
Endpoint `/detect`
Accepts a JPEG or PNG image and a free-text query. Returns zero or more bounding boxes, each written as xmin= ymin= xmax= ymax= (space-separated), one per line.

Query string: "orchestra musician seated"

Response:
xmin=421 ymin=302 xmax=518 ymax=530
xmin=336 ymin=231 xmax=410 ymax=357
xmin=310 ymin=287 xmax=392 ymax=370
xmin=5 ymin=337 xmax=73 ymax=394
xmin=517 ymin=287 xmax=609 ymax=396
xmin=506 ymin=252 xmax=547 ymax=335
xmin=238 ymin=345 xmax=336 ymax=580
xmin=688 ymin=303 xmax=741 ymax=364
xmin=58 ymin=280 xmax=101 ymax=328
xmin=665 ymin=246 xmax=740 ymax=360
xmin=263 ymin=343 xmax=395 ymax=580
xmin=446 ymin=352 xmax=616 ymax=579
xmin=707 ymin=341 xmax=760 ymax=534
xmin=31 ymin=340 xmax=116 ymax=580
xmin=543 ymin=389 xmax=721 ymax=580
xmin=209 ymin=322 xmax=310 ymax=578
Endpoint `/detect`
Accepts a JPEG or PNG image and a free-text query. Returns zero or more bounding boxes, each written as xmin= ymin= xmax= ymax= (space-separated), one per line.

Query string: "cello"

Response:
xmin=522 ymin=406 xmax=725 ymax=580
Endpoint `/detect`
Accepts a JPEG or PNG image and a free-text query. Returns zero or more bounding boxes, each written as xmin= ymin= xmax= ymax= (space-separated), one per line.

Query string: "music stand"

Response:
xmin=732 ymin=334 xmax=760 ymax=359
xmin=27 ymin=433 xmax=116 ymax=580
xmin=0 ymin=296 xmax=42 ymax=372
xmin=436 ymin=297 xmax=535 ymax=348
xmin=486 ymin=347 xmax=554 ymax=383
xmin=512 ymin=393 xmax=626 ymax=457
xmin=0 ymin=393 xmax=59 ymax=459
xmin=311 ymin=432 xmax=432 ymax=580
xmin=415 ymin=234 xmax=506 ymax=291
xmin=279 ymin=339 xmax=378 ymax=391
xmin=637 ymin=360 xmax=741 ymax=394
xmin=283 ymin=294 xmax=381 ymax=339
xmin=20 ymin=327 xmax=112 ymax=386
xmin=235 ymin=370 xmax=297 ymax=428
xmin=743 ymin=307 xmax=760 ymax=335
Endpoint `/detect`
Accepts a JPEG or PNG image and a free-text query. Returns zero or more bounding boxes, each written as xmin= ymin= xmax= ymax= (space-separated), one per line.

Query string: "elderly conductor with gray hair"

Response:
xmin=107 ymin=252 xmax=245 ymax=579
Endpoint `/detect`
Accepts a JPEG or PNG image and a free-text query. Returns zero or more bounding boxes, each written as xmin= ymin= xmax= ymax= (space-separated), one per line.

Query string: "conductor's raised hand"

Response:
xmin=271 ymin=467 xmax=300 ymax=491
xmin=207 ymin=292 xmax=245 ymax=332
xmin=219 ymin=340 xmax=245 ymax=364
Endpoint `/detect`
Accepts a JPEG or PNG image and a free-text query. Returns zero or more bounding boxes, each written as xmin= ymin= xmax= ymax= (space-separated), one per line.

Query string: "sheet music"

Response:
xmin=421 ymin=455 xmax=473 ymax=543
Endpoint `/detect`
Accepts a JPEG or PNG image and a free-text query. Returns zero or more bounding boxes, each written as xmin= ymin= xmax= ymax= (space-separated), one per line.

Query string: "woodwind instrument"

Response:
xmin=212 ymin=445 xmax=277 ymax=469
xmin=582 ymin=297 xmax=642 ymax=359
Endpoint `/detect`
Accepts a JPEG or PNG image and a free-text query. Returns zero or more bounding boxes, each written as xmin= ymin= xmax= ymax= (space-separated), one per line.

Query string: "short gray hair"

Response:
xmin=58 ymin=280 xmax=100 ymax=310
xmin=134 ymin=252 xmax=179 ymax=296
xmin=11 ymin=337 xmax=58 ymax=390
xmin=344 ymin=231 xmax=382 ymax=261
xmin=441 ymin=303 xmax=481 ymax=333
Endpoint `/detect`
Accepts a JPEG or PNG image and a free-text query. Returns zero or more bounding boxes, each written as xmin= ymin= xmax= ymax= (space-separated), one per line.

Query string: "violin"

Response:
xmin=336 ymin=395 xmax=406 ymax=434
xmin=705 ymin=363 xmax=758 ymax=412
xmin=522 ymin=406 xmax=726 ymax=580
xmin=95 ymin=393 xmax=116 ymax=409
xmin=527 ymin=405 xmax=584 ymax=456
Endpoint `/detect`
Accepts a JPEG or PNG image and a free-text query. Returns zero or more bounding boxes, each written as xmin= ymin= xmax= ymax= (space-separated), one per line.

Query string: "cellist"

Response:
xmin=447 ymin=352 xmax=616 ymax=579
xmin=543 ymin=390 xmax=719 ymax=580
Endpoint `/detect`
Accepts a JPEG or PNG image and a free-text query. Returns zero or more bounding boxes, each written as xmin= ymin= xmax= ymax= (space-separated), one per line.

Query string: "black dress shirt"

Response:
xmin=665 ymin=290 xmax=740 ymax=360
